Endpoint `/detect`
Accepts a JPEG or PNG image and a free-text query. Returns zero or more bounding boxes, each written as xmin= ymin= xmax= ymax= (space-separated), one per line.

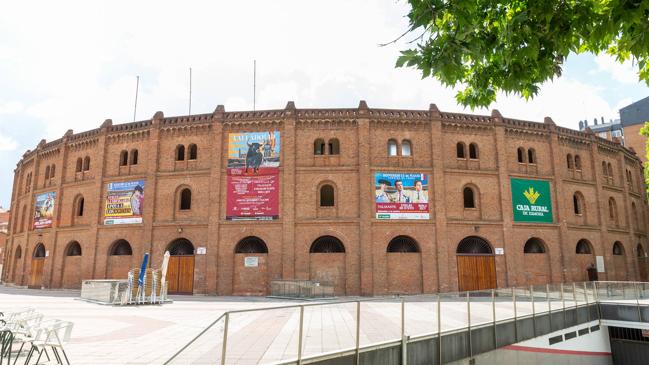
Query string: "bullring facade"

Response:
xmin=2 ymin=101 xmax=649 ymax=296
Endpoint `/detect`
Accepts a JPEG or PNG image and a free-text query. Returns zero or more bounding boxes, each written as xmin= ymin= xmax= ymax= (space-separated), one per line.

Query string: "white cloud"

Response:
xmin=595 ymin=54 xmax=639 ymax=84
xmin=0 ymin=101 xmax=24 ymax=115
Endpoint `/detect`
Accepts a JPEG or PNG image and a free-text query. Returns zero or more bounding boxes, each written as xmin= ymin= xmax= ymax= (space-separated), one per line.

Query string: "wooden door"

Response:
xmin=166 ymin=256 xmax=194 ymax=295
xmin=639 ymin=258 xmax=649 ymax=281
xmin=29 ymin=259 xmax=44 ymax=289
xmin=457 ymin=255 xmax=497 ymax=292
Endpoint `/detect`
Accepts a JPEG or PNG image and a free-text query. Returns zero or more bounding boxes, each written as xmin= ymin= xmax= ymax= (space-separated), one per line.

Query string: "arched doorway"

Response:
xmin=166 ymin=238 xmax=195 ymax=295
xmin=522 ymin=237 xmax=549 ymax=286
xmin=637 ymin=244 xmax=648 ymax=281
xmin=387 ymin=236 xmax=422 ymax=294
xmin=107 ymin=239 xmax=133 ymax=279
xmin=309 ymin=236 xmax=346 ymax=295
xmin=612 ymin=242 xmax=627 ymax=281
xmin=575 ymin=239 xmax=595 ymax=281
xmin=62 ymin=241 xmax=82 ymax=289
xmin=233 ymin=236 xmax=268 ymax=295
xmin=29 ymin=243 xmax=46 ymax=289
xmin=456 ymin=236 xmax=496 ymax=291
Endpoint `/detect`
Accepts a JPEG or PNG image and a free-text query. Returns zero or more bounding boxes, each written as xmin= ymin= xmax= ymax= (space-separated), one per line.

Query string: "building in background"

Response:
xmin=0 ymin=207 xmax=9 ymax=281
xmin=620 ymin=96 xmax=649 ymax=163
xmin=578 ymin=117 xmax=623 ymax=142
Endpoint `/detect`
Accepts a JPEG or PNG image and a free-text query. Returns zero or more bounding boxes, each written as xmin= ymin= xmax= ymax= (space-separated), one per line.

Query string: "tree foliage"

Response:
xmin=396 ymin=0 xmax=649 ymax=108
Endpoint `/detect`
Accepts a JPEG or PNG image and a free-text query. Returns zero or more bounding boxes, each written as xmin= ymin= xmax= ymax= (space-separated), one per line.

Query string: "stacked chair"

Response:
xmin=0 ymin=308 xmax=73 ymax=365
xmin=123 ymin=268 xmax=164 ymax=305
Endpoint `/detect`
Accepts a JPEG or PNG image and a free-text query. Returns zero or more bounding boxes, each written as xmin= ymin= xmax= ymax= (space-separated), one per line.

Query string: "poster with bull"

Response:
xmin=33 ymin=191 xmax=56 ymax=229
xmin=375 ymin=172 xmax=429 ymax=219
xmin=226 ymin=131 xmax=280 ymax=220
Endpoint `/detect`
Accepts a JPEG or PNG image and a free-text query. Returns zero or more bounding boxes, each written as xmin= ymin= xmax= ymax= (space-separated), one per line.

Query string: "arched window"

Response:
xmin=637 ymin=244 xmax=646 ymax=258
xmin=632 ymin=202 xmax=638 ymax=228
xmin=608 ymin=197 xmax=618 ymax=224
xmin=613 ymin=241 xmax=624 ymax=256
xmin=15 ymin=245 xmax=22 ymax=259
xmin=180 ymin=188 xmax=192 ymax=210
xmin=602 ymin=161 xmax=608 ymax=177
xmin=401 ymin=140 xmax=411 ymax=156
xmin=66 ymin=241 xmax=82 ymax=256
xmin=607 ymin=162 xmax=614 ymax=183
xmin=167 ymin=238 xmax=195 ymax=255
xmin=50 ymin=164 xmax=55 ymax=178
xmin=176 ymin=145 xmax=185 ymax=161
xmin=567 ymin=154 xmax=574 ymax=169
xmin=130 ymin=149 xmax=138 ymax=165
xmin=33 ymin=243 xmax=46 ymax=258
xmin=120 ymin=150 xmax=128 ymax=166
xmin=469 ymin=143 xmax=478 ymax=159
xmin=456 ymin=142 xmax=466 ymax=158
xmin=76 ymin=196 xmax=85 ymax=217
xmin=188 ymin=144 xmax=198 ymax=160
xmin=527 ymin=148 xmax=536 ymax=164
xmin=388 ymin=139 xmax=398 ymax=156
xmin=20 ymin=204 xmax=26 ymax=232
xmin=517 ymin=147 xmax=525 ymax=163
xmin=76 ymin=158 xmax=83 ymax=172
xmin=463 ymin=186 xmax=476 ymax=208
xmin=314 ymin=139 xmax=325 ymax=155
xmin=387 ymin=236 xmax=420 ymax=253
xmin=573 ymin=192 xmax=584 ymax=215
xmin=523 ymin=237 xmax=546 ymax=253
xmin=457 ymin=236 xmax=492 ymax=254
xmin=328 ymin=139 xmax=340 ymax=155
xmin=319 ymin=184 xmax=334 ymax=207
xmin=576 ymin=239 xmax=592 ymax=254
xmin=310 ymin=236 xmax=345 ymax=253
xmin=83 ymin=156 xmax=90 ymax=171
xmin=44 ymin=166 xmax=50 ymax=180
xmin=234 ymin=236 xmax=268 ymax=253
xmin=574 ymin=155 xmax=582 ymax=170
xmin=109 ymin=240 xmax=132 ymax=256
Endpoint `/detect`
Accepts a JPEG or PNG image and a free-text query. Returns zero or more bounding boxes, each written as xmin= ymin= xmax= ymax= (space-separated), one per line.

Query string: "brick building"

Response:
xmin=2 ymin=101 xmax=649 ymax=295
xmin=0 ymin=208 xmax=8 ymax=281
xmin=620 ymin=96 xmax=649 ymax=163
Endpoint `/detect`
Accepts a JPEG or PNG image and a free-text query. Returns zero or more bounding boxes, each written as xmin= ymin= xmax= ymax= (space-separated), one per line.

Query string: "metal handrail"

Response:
xmin=165 ymin=281 xmax=649 ymax=365
xmin=164 ymin=313 xmax=226 ymax=365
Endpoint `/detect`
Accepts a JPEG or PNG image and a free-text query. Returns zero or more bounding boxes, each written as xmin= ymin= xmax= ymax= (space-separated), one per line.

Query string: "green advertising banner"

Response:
xmin=511 ymin=178 xmax=553 ymax=223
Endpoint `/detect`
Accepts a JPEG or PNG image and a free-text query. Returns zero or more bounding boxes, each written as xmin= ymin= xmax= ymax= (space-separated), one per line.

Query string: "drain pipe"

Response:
xmin=401 ymin=297 xmax=407 ymax=365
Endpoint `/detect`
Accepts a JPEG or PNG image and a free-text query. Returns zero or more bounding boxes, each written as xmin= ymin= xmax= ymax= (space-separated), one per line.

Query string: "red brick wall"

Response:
xmin=232 ymin=254 xmax=268 ymax=295
xmin=309 ymin=253 xmax=346 ymax=295
xmin=386 ymin=253 xmax=422 ymax=294
xmin=2 ymin=105 xmax=648 ymax=295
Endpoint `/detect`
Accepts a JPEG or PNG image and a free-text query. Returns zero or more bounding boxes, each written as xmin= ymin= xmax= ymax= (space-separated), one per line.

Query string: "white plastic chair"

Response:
xmin=23 ymin=321 xmax=73 ymax=365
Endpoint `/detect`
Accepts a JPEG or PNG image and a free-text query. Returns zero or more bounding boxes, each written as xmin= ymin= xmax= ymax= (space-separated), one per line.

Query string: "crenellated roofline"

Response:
xmin=14 ymin=100 xmax=642 ymax=166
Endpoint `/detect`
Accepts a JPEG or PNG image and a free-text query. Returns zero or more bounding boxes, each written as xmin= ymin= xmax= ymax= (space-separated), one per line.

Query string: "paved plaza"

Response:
xmin=1 ymin=285 xmax=586 ymax=365
xmin=3 ymin=284 xmax=643 ymax=364
xmin=0 ymin=285 xmax=295 ymax=364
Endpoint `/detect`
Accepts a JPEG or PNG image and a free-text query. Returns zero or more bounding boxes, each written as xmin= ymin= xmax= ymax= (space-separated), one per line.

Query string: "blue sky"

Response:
xmin=0 ymin=0 xmax=648 ymax=209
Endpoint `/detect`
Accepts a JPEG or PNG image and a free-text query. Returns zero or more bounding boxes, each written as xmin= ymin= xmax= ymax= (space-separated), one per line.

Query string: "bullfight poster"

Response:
xmin=33 ymin=192 xmax=56 ymax=229
xmin=375 ymin=172 xmax=429 ymax=219
xmin=104 ymin=180 xmax=145 ymax=225
xmin=226 ymin=131 xmax=280 ymax=220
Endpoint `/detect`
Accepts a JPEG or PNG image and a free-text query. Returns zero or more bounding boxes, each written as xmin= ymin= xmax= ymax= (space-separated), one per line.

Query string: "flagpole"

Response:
xmin=189 ymin=67 xmax=192 ymax=115
xmin=133 ymin=75 xmax=139 ymax=122
xmin=253 ymin=60 xmax=256 ymax=111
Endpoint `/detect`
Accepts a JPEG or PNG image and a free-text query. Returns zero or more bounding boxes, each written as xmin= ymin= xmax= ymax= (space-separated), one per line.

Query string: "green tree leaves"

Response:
xmin=396 ymin=0 xmax=649 ymax=108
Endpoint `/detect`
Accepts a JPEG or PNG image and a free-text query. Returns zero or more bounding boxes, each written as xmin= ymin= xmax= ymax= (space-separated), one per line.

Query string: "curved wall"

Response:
xmin=2 ymin=102 xmax=648 ymax=295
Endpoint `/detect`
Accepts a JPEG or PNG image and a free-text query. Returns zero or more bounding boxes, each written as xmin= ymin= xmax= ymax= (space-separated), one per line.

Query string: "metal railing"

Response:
xmin=165 ymin=281 xmax=649 ymax=365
